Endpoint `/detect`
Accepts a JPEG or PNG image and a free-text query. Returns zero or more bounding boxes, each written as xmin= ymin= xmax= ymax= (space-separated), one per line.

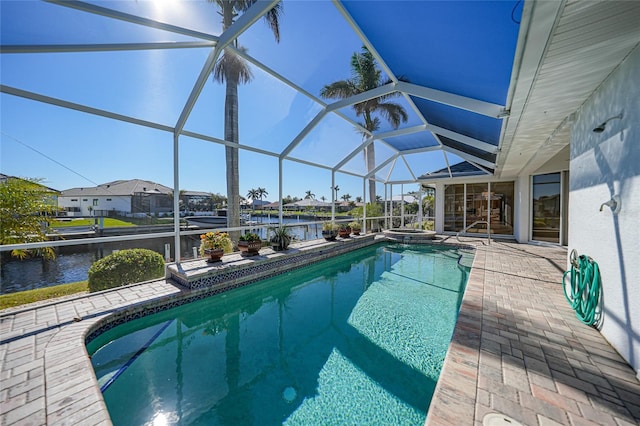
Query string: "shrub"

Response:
xmin=88 ymin=248 xmax=165 ymax=292
xmin=423 ymin=220 xmax=435 ymax=231
xmin=322 ymin=221 xmax=339 ymax=231
xmin=239 ymin=232 xmax=261 ymax=242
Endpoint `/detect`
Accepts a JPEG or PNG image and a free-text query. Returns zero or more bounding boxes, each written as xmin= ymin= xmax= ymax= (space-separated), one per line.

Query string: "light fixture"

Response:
xmin=600 ymin=195 xmax=621 ymax=214
xmin=592 ymin=113 xmax=623 ymax=133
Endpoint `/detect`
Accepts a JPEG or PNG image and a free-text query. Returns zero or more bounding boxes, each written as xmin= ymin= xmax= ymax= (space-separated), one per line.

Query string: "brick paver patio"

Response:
xmin=1 ymin=239 xmax=639 ymax=425
xmin=427 ymin=240 xmax=640 ymax=426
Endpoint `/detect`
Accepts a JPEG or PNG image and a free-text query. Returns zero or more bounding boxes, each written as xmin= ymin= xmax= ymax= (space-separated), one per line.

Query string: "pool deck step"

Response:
xmin=1 ymin=239 xmax=638 ymax=425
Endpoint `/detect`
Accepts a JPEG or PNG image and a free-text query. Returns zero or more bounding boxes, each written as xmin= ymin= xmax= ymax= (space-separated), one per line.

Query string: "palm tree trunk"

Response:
xmin=366 ymin=144 xmax=376 ymax=203
xmin=225 ymin=70 xmax=241 ymax=241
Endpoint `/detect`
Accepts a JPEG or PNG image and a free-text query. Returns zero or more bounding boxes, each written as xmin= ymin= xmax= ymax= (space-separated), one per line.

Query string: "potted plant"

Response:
xmin=338 ymin=223 xmax=351 ymax=238
xmin=322 ymin=222 xmax=339 ymax=241
xmin=269 ymin=225 xmax=292 ymax=251
xmin=349 ymin=220 xmax=362 ymax=236
xmin=199 ymin=231 xmax=232 ymax=263
xmin=238 ymin=232 xmax=262 ymax=256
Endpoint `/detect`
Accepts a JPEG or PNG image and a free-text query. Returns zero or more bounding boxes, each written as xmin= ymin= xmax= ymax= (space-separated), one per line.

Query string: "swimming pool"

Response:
xmin=87 ymin=243 xmax=473 ymax=425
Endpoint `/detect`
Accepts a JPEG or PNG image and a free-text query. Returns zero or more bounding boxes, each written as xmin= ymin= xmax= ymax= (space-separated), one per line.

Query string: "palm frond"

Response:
xmin=374 ymin=102 xmax=409 ymax=129
xmin=320 ymin=80 xmax=358 ymax=100
xmin=237 ymin=0 xmax=282 ymax=42
xmin=213 ymin=48 xmax=253 ymax=84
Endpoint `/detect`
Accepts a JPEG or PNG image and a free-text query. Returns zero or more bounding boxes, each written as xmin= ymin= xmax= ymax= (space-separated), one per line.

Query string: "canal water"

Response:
xmin=0 ymin=217 xmax=325 ymax=294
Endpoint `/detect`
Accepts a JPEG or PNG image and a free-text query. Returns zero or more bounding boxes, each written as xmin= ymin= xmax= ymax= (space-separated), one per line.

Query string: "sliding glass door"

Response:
xmin=443 ymin=182 xmax=514 ymax=235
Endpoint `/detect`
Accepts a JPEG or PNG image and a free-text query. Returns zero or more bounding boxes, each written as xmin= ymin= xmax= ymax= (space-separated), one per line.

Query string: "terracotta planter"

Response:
xmin=338 ymin=227 xmax=351 ymax=238
xmin=238 ymin=240 xmax=261 ymax=256
xmin=352 ymin=230 xmax=361 ymax=236
xmin=205 ymin=248 xmax=224 ymax=263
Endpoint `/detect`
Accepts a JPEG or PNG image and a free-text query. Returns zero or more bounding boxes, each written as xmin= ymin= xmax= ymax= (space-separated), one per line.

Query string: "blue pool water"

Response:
xmin=87 ymin=244 xmax=473 ymax=425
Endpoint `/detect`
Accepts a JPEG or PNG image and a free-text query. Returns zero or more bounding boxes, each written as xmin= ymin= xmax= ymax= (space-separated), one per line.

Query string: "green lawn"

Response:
xmin=50 ymin=217 xmax=181 ymax=228
xmin=50 ymin=218 xmax=136 ymax=228
xmin=0 ymin=281 xmax=89 ymax=310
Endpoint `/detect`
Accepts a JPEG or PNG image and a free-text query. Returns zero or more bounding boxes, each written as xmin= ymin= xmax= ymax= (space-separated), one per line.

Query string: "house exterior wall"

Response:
xmin=58 ymin=195 xmax=131 ymax=216
xmin=435 ymin=182 xmax=445 ymax=233
xmin=514 ymin=175 xmax=529 ymax=243
xmin=569 ymin=46 xmax=639 ymax=375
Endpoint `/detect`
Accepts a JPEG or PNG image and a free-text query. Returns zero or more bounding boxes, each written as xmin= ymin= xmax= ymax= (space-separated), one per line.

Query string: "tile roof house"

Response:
xmin=58 ymin=179 xmax=173 ymax=217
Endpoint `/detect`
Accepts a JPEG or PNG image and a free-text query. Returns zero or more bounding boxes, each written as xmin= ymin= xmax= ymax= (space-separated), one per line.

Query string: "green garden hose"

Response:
xmin=563 ymin=249 xmax=601 ymax=326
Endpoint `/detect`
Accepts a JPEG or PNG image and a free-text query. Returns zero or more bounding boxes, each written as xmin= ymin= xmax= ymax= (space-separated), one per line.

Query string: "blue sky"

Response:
xmin=1 ymin=0 xmax=517 ymax=202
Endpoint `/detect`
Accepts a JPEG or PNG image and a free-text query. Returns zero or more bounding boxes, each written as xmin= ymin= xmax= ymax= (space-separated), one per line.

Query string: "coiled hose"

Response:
xmin=563 ymin=249 xmax=601 ymax=326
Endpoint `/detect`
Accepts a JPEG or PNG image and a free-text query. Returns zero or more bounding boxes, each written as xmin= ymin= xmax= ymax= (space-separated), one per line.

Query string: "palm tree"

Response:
xmin=304 ymin=190 xmax=315 ymax=200
xmin=246 ymin=188 xmax=259 ymax=214
xmin=257 ymin=187 xmax=268 ymax=214
xmin=211 ymin=0 xmax=282 ymax=235
xmin=355 ymin=196 xmax=362 ymax=203
xmin=342 ymin=194 xmax=351 ymax=202
xmin=320 ymin=196 xmax=326 ymax=202
xmin=321 ymin=46 xmax=408 ymax=203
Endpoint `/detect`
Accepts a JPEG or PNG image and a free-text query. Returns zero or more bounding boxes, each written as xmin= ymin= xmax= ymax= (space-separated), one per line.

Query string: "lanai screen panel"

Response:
xmin=2 ymin=0 xmax=524 ymax=195
xmin=343 ymin=0 xmax=521 ymax=159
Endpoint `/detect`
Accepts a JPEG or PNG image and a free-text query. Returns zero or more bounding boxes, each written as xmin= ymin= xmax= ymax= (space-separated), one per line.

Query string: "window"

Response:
xmin=106 ymin=198 xmax=112 ymax=201
xmin=93 ymin=199 xmax=99 ymax=206
xmin=532 ymin=173 xmax=561 ymax=243
xmin=70 ymin=198 xmax=78 ymax=202
xmin=82 ymin=199 xmax=88 ymax=202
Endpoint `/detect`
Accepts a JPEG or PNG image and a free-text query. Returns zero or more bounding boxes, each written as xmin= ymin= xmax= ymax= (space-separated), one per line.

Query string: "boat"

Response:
xmin=184 ymin=216 xmax=228 ymax=228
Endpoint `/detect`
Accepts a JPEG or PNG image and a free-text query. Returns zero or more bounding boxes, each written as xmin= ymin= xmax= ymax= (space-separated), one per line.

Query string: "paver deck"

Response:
xmin=1 ymin=239 xmax=639 ymax=425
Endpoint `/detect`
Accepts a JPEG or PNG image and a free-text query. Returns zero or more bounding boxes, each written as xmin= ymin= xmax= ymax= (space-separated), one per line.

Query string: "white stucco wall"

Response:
xmin=435 ymin=182 xmax=445 ymax=233
xmin=569 ymin=46 xmax=639 ymax=375
xmin=514 ymin=175 xmax=530 ymax=243
xmin=58 ymin=195 xmax=131 ymax=216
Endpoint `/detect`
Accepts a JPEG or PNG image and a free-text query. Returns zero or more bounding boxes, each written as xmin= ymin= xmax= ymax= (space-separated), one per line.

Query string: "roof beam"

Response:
xmin=46 ymin=0 xmax=219 ymax=42
xmin=174 ymin=46 xmax=222 ymax=136
xmin=333 ymin=136 xmax=374 ymax=171
xmin=229 ymin=45 xmax=379 ymax=142
xmin=385 ymin=157 xmax=398 ymax=181
xmin=174 ymin=0 xmax=280 ymax=135
xmin=332 ymin=1 xmax=398 ymax=84
xmin=373 ymin=125 xmax=427 ymax=140
xmin=1 ymin=41 xmax=215 ymax=54
xmin=397 ymin=145 xmax=442 ymax=156
xmin=215 ymin=0 xmax=280 ymax=53
xmin=443 ymin=151 xmax=453 ymax=178
xmin=440 ymin=146 xmax=495 ymax=169
xmin=396 ymin=81 xmax=506 ymax=118
xmin=400 ymin=155 xmax=417 ymax=181
xmin=372 ymin=124 xmax=496 ymax=155
xmin=1 ymin=85 xmax=173 ymax=133
xmin=230 ymin=45 xmax=326 ymax=109
xmin=180 ymin=130 xmax=280 ymax=158
xmin=333 ymin=0 xmax=434 ymax=154
xmin=426 ymin=124 xmax=498 ymax=154
xmin=365 ymin=154 xmax=398 ymax=179
xmin=325 ymin=82 xmax=396 ymax=112
xmin=280 ymin=110 xmax=327 ymax=159
xmin=281 ymin=155 xmax=371 ymax=178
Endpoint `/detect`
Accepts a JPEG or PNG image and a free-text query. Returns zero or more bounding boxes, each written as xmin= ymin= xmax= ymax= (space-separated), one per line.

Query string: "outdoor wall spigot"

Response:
xmin=599 ymin=195 xmax=621 ymax=214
